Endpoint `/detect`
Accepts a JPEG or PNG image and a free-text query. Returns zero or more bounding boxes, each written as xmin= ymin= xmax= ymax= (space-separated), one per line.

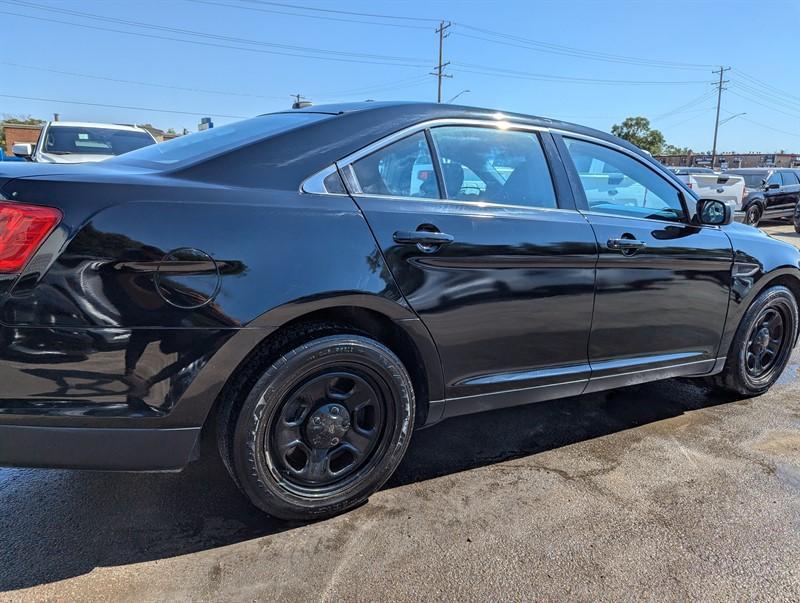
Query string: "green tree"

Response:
xmin=662 ymin=144 xmax=691 ymax=156
xmin=611 ymin=116 xmax=665 ymax=155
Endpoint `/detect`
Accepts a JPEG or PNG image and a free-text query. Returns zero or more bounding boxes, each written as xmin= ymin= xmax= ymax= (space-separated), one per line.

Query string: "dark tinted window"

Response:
xmin=564 ymin=138 xmax=685 ymax=222
xmin=352 ymin=132 xmax=439 ymax=198
xmin=43 ymin=126 xmax=154 ymax=156
xmin=429 ymin=126 xmax=556 ymax=208
xmin=782 ymin=171 xmax=799 ymax=185
xmin=728 ymin=171 xmax=768 ymax=188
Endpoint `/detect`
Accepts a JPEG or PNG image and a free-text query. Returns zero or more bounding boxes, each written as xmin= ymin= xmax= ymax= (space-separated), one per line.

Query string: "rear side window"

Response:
xmin=782 ymin=171 xmax=799 ymax=185
xmin=429 ymin=126 xmax=557 ymax=208
xmin=351 ymin=132 xmax=439 ymax=198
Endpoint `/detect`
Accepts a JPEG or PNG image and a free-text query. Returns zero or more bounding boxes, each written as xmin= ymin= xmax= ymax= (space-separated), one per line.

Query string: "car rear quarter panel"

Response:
xmin=0 ymin=176 xmax=439 ymax=429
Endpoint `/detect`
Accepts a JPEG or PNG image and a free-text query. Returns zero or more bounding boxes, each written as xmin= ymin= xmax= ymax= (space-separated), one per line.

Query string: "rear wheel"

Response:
xmin=744 ymin=204 xmax=762 ymax=226
xmin=220 ymin=331 xmax=415 ymax=520
xmin=712 ymin=286 xmax=798 ymax=396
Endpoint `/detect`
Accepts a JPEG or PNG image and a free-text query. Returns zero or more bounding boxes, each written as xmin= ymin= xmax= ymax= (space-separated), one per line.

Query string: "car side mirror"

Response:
xmin=697 ymin=198 xmax=732 ymax=226
xmin=11 ymin=143 xmax=33 ymax=159
xmin=767 ymin=182 xmax=780 ymax=190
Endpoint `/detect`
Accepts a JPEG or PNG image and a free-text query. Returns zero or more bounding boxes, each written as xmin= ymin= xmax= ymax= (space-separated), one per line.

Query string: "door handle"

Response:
xmin=607 ymin=237 xmax=646 ymax=251
xmin=393 ymin=230 xmax=455 ymax=246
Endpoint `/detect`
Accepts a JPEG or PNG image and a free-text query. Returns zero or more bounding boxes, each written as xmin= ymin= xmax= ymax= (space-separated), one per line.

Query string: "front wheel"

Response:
xmin=221 ymin=332 xmax=415 ymax=520
xmin=712 ymin=285 xmax=798 ymax=396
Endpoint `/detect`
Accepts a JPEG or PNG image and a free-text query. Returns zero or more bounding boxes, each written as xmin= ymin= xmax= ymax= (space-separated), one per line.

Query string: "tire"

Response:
xmin=712 ymin=285 xmax=798 ymax=396
xmin=744 ymin=203 xmax=762 ymax=227
xmin=219 ymin=331 xmax=415 ymax=520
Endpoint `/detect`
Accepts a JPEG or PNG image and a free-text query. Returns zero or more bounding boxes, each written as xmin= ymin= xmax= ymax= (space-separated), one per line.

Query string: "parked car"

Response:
xmin=669 ymin=167 xmax=745 ymax=211
xmin=12 ymin=121 xmax=156 ymax=163
xmin=725 ymin=168 xmax=800 ymax=226
xmin=1 ymin=102 xmax=799 ymax=520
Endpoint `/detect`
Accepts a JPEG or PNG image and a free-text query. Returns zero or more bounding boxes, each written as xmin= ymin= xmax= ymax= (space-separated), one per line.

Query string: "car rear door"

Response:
xmin=339 ymin=122 xmax=598 ymax=414
xmin=555 ymin=134 xmax=733 ymax=390
xmin=779 ymin=170 xmax=800 ymax=216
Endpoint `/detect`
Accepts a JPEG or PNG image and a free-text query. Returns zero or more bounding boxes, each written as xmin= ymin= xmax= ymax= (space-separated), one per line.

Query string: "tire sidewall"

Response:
xmin=732 ymin=286 xmax=798 ymax=394
xmin=231 ymin=335 xmax=414 ymax=519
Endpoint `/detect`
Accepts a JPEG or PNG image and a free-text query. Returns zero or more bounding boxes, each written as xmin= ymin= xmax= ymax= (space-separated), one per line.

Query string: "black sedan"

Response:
xmin=0 ymin=102 xmax=798 ymax=520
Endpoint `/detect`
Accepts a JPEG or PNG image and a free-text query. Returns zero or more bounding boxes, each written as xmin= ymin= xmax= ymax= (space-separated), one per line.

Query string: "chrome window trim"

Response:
xmin=300 ymin=163 xmax=341 ymax=194
xmin=339 ymin=118 xmax=548 ymax=168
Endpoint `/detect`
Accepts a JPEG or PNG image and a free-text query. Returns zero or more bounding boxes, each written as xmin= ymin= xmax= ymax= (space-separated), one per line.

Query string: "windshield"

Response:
xmin=43 ymin=126 xmax=154 ymax=156
xmin=111 ymin=112 xmax=329 ymax=168
xmin=728 ymin=171 xmax=767 ymax=188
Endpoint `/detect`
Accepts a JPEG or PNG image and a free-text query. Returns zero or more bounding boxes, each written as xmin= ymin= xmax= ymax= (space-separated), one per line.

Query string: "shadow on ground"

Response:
xmin=0 ymin=378 xmax=738 ymax=591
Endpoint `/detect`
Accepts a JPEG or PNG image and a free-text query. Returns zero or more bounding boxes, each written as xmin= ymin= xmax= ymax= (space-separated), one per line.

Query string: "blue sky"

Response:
xmin=2 ymin=0 xmax=798 ymax=152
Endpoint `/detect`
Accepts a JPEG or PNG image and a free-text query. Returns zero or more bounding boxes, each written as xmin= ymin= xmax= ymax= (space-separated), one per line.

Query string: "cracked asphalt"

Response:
xmin=1 ymin=223 xmax=799 ymax=602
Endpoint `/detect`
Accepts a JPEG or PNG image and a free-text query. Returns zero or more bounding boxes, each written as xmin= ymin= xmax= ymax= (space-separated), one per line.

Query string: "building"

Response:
xmin=2 ymin=123 xmax=42 ymax=154
xmin=656 ymin=152 xmax=800 ymax=169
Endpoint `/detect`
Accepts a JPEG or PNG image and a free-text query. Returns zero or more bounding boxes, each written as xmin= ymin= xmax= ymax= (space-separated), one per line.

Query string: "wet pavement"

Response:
xmin=1 ymin=221 xmax=799 ymax=601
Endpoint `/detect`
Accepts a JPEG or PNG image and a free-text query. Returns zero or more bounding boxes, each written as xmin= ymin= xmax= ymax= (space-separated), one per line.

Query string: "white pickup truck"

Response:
xmin=12 ymin=121 xmax=156 ymax=163
xmin=668 ymin=167 xmax=746 ymax=213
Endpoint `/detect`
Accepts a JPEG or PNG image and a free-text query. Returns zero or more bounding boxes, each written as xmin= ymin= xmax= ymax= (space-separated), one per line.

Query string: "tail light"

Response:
xmin=0 ymin=202 xmax=62 ymax=273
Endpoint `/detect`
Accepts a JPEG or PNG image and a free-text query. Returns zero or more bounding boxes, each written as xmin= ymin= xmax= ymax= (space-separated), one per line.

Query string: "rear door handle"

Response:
xmin=607 ymin=237 xmax=646 ymax=251
xmin=393 ymin=230 xmax=455 ymax=246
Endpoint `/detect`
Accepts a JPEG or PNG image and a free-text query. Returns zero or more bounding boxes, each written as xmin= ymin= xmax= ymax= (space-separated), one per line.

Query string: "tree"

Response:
xmin=610 ymin=116 xmax=665 ymax=155
xmin=662 ymin=144 xmax=691 ymax=156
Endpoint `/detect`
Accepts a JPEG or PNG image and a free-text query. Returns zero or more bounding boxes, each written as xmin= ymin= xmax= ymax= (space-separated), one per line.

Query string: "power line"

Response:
xmin=0 ymin=2 xmax=429 ymax=66
xmin=0 ymin=93 xmax=248 ymax=119
xmin=1 ymin=60 xmax=288 ymax=100
xmin=651 ymin=90 xmax=718 ymax=121
xmin=450 ymin=63 xmax=708 ymax=85
xmin=236 ymin=0 xmax=440 ymax=22
xmin=735 ymin=70 xmax=800 ymax=104
xmin=730 ymin=80 xmax=800 ymax=115
xmin=738 ymin=115 xmax=800 ymax=140
xmin=453 ymin=24 xmax=715 ymax=71
xmin=727 ymin=89 xmax=800 ymax=120
xmin=185 ymin=0 xmax=430 ymax=30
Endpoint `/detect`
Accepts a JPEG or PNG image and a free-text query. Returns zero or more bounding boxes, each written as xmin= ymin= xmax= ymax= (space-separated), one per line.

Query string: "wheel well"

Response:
xmin=202 ymin=306 xmax=431 ymax=448
xmin=767 ymin=274 xmax=800 ymax=334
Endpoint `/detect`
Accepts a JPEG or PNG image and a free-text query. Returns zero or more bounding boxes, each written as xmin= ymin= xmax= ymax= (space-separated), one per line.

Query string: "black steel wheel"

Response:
xmin=744 ymin=204 xmax=762 ymax=226
xmin=221 ymin=329 xmax=414 ymax=520
xmin=712 ymin=285 xmax=798 ymax=396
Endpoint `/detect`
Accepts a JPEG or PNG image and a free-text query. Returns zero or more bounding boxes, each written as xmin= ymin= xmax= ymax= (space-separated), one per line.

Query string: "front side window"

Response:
xmin=564 ymin=138 xmax=685 ymax=222
xmin=429 ymin=126 xmax=557 ymax=208
xmin=352 ymin=132 xmax=439 ymax=198
xmin=767 ymin=172 xmax=783 ymax=186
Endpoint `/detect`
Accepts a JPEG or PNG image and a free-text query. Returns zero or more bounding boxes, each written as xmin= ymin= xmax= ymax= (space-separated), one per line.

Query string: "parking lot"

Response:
xmin=1 ymin=223 xmax=798 ymax=602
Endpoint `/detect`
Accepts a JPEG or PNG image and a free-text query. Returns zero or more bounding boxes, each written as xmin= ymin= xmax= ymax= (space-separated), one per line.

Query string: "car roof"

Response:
xmin=47 ymin=121 xmax=150 ymax=132
xmin=269 ymin=101 xmax=639 ymax=154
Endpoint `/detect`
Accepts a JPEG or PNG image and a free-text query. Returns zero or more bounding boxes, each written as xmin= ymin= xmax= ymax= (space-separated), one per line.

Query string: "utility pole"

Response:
xmin=710 ymin=66 xmax=730 ymax=169
xmin=431 ymin=20 xmax=452 ymax=103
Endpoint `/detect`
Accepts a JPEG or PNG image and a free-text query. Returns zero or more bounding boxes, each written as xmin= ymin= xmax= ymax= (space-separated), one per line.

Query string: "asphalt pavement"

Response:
xmin=1 ymin=222 xmax=799 ymax=602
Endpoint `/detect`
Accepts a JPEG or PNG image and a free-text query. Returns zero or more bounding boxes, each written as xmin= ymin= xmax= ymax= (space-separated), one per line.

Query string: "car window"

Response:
xmin=44 ymin=126 xmax=154 ymax=156
xmin=351 ymin=132 xmax=439 ymax=199
xmin=782 ymin=171 xmax=799 ymax=186
xmin=563 ymin=138 xmax=685 ymax=222
xmin=429 ymin=126 xmax=556 ymax=208
xmin=767 ymin=172 xmax=783 ymax=186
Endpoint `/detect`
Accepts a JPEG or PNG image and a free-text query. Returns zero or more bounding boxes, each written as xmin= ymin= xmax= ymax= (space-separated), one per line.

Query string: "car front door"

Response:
xmin=341 ymin=124 xmax=598 ymax=415
xmin=778 ymin=170 xmax=800 ymax=217
xmin=763 ymin=171 xmax=787 ymax=217
xmin=556 ymin=134 xmax=733 ymax=391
